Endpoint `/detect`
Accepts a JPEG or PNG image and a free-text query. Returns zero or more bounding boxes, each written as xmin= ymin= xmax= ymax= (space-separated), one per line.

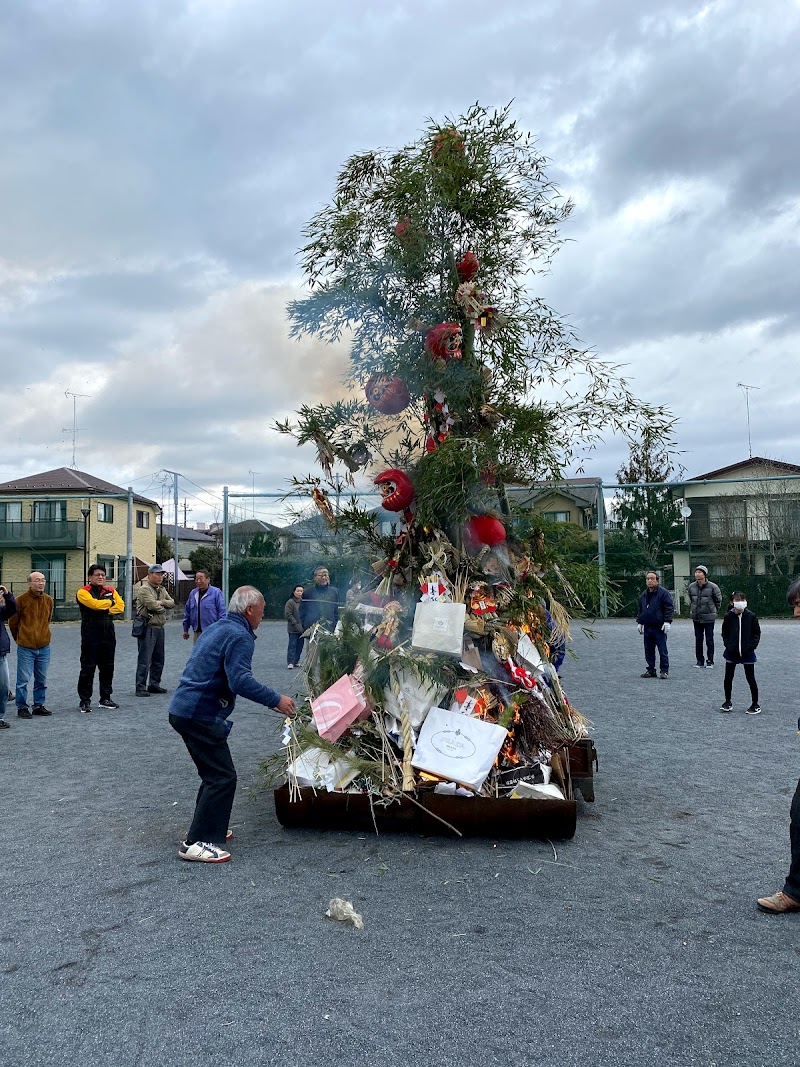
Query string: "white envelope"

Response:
xmin=411 ymin=601 xmax=466 ymax=657
xmin=411 ymin=705 xmax=508 ymax=791
xmin=287 ymin=746 xmax=358 ymax=792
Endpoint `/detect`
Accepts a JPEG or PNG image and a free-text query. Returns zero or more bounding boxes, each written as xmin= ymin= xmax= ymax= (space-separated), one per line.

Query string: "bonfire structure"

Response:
xmin=270 ymin=106 xmax=669 ymax=836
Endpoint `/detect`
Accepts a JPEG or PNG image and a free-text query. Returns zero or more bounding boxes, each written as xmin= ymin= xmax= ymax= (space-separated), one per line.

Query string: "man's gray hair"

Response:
xmin=228 ymin=585 xmax=264 ymax=614
xmin=787 ymin=576 xmax=800 ymax=606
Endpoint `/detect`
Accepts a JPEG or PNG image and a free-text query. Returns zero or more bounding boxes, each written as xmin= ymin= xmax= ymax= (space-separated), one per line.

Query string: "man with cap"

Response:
xmin=133 ymin=564 xmax=176 ymax=696
xmin=687 ymin=565 xmax=722 ymax=668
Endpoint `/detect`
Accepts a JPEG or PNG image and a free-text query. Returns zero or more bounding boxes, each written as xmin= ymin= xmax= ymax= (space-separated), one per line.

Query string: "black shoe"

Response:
xmin=99 ymin=698 xmax=120 ymax=709
xmin=79 ymin=701 xmax=92 ymax=714
xmin=32 ymin=705 xmax=52 ymax=716
xmin=640 ymin=671 xmax=657 ymax=678
xmin=17 ymin=707 xmax=33 ymax=719
xmin=720 ymin=700 xmax=733 ymax=712
xmin=695 ymin=662 xmax=706 ymax=668
xmin=147 ymin=686 xmax=168 ymax=694
xmin=706 ymin=662 xmax=714 ymax=669
xmin=746 ymin=703 xmax=762 ymax=715
xmin=0 ymin=719 xmax=10 ymax=729
xmin=135 ymin=690 xmax=151 ymax=698
xmin=659 ymin=672 xmax=669 ymax=679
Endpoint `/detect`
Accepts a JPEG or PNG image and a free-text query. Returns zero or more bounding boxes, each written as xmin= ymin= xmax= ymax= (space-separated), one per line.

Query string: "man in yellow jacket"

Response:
xmin=76 ymin=564 xmax=124 ymax=713
xmin=9 ymin=571 xmax=54 ymax=718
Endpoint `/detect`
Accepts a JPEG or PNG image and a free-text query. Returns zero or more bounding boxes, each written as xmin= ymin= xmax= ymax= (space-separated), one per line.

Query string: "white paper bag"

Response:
xmin=287 ymin=746 xmax=358 ymax=791
xmin=411 ymin=706 xmax=508 ymax=791
xmin=411 ymin=601 xmax=466 ymax=657
xmin=383 ymin=667 xmax=446 ymax=731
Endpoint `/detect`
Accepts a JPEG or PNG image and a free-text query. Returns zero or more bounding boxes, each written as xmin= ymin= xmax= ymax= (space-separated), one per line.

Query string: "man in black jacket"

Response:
xmin=636 ymin=571 xmax=674 ymax=679
xmin=299 ymin=567 xmax=339 ymax=631
xmin=76 ymin=565 xmax=125 ymax=712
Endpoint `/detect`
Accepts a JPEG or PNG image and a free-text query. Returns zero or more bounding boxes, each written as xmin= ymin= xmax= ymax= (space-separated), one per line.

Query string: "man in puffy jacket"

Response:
xmin=688 ymin=565 xmax=722 ymax=668
xmin=0 ymin=584 xmax=18 ymax=729
xmin=76 ymin=564 xmax=124 ymax=712
xmin=756 ymin=576 xmax=800 ymax=914
xmin=636 ymin=571 xmax=674 ymax=679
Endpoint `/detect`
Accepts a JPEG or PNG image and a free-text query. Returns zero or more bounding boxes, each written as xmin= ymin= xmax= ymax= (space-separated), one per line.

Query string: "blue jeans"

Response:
xmin=16 ymin=644 xmax=50 ymax=709
xmin=693 ymin=621 xmax=715 ymax=665
xmin=643 ymin=627 xmax=669 ymax=674
xmin=0 ymin=654 xmax=9 ymax=719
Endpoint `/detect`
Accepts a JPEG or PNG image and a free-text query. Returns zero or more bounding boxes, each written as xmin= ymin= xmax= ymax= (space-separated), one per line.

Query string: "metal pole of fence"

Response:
xmin=222 ymin=486 xmax=229 ymax=605
xmin=125 ymin=487 xmax=134 ymax=620
xmin=597 ymin=490 xmax=608 ymax=619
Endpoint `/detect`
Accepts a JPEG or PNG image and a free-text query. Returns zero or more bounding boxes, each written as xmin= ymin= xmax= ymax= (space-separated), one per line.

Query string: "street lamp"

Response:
xmin=80 ymin=506 xmax=91 ymax=582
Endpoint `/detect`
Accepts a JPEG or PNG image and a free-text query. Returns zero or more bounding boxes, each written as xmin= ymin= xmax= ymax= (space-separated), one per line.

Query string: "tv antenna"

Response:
xmin=63 ymin=390 xmax=91 ymax=468
xmin=249 ymin=469 xmax=259 ymax=517
xmin=737 ymin=382 xmax=759 ymax=458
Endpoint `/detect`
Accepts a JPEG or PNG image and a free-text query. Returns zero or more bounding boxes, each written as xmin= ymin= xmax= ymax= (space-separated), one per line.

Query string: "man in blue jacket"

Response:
xmin=636 ymin=571 xmax=674 ymax=679
xmin=182 ymin=568 xmax=226 ymax=643
xmin=169 ymin=585 xmax=295 ymax=863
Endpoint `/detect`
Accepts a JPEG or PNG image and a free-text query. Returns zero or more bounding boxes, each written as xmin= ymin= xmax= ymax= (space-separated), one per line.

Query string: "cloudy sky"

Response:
xmin=1 ymin=0 xmax=797 ymax=525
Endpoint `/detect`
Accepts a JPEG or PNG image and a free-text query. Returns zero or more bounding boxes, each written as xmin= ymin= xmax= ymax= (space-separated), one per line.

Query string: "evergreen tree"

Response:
xmin=614 ymin=427 xmax=684 ymax=567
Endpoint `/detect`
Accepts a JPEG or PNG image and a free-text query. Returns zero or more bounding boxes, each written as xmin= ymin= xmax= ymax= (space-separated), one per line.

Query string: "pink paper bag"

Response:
xmin=311 ymin=674 xmax=368 ymax=741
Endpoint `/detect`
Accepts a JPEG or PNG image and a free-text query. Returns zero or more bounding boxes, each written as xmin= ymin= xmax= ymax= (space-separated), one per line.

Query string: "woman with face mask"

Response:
xmin=720 ymin=592 xmax=761 ymax=714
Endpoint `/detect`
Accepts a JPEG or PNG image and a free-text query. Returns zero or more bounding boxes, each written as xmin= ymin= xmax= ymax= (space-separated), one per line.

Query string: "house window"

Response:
xmin=33 ymin=501 xmax=66 ymax=522
xmin=544 ymin=511 xmax=571 ymax=523
xmin=136 ymin=510 xmax=150 ymax=529
xmin=0 ymin=503 xmax=22 ymax=523
xmin=97 ymin=503 xmax=114 ymax=523
xmin=96 ymin=555 xmax=116 ymax=580
xmin=30 ymin=554 xmax=66 ymax=602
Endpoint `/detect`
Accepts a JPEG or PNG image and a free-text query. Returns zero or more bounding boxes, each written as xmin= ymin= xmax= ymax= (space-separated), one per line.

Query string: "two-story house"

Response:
xmin=0 ymin=467 xmax=160 ymax=609
xmin=506 ymin=478 xmax=606 ymax=539
xmin=670 ymin=457 xmax=800 ymax=584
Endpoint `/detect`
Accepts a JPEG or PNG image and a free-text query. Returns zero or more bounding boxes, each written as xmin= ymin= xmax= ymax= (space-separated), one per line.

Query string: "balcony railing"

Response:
xmin=0 ymin=520 xmax=86 ymax=549
xmin=685 ymin=517 xmax=800 ymax=545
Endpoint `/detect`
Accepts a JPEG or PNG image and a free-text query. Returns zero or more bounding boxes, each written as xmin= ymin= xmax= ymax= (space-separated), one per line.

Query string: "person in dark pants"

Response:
xmin=0 ymin=584 xmax=18 ymax=729
xmin=168 ymin=585 xmax=295 ymax=863
xmin=687 ymin=565 xmax=722 ymax=667
xmin=719 ymin=591 xmax=761 ymax=715
xmin=133 ymin=564 xmax=175 ymax=695
xmin=636 ymin=571 xmax=674 ymax=679
xmin=756 ymin=577 xmax=800 ymax=913
xmin=76 ymin=565 xmax=124 ymax=712
xmin=284 ymin=584 xmax=304 ymax=668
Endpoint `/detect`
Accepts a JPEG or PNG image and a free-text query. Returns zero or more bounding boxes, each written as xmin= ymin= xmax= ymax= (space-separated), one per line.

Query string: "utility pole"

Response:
xmin=162 ymin=469 xmax=181 ymax=596
xmin=737 ymin=382 xmax=760 ymax=459
xmin=182 ymin=498 xmax=192 ymax=526
xmin=63 ymin=390 xmax=91 ymax=469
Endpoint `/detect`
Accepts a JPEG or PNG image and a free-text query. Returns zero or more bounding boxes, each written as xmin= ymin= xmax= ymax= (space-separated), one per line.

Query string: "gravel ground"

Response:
xmin=1 ymin=616 xmax=799 ymax=1067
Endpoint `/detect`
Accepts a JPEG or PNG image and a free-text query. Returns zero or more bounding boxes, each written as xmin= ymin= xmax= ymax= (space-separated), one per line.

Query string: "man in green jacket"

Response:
xmin=134 ymin=564 xmax=175 ymax=696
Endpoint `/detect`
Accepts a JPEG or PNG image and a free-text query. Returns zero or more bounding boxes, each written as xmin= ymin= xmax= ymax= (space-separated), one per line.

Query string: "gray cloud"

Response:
xmin=0 ymin=0 xmax=798 ymax=520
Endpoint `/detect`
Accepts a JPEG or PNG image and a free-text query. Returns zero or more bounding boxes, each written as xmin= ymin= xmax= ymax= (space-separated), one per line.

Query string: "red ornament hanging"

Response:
xmin=425 ymin=323 xmax=463 ymax=362
xmin=456 ymin=252 xmax=479 ymax=282
xmin=464 ymin=514 xmax=506 ymax=549
xmin=374 ymin=469 xmax=415 ymax=512
xmin=395 ymin=217 xmax=412 ymax=241
xmin=431 ymin=127 xmax=464 ymax=161
xmin=365 ymin=374 xmax=410 ymax=415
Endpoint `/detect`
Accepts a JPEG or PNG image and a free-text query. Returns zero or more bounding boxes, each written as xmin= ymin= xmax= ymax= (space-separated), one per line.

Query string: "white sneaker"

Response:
xmin=178 ymin=840 xmax=231 ymax=863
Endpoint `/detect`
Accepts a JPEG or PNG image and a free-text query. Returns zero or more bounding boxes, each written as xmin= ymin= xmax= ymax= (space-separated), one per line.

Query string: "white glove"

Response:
xmin=661 ymin=622 xmax=671 ymax=634
xmin=638 ymin=624 xmax=644 ymax=634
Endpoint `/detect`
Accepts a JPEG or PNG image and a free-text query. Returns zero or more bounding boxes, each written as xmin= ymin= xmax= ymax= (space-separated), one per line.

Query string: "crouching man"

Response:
xmin=168 ymin=585 xmax=295 ymax=863
xmin=756 ymin=576 xmax=800 ymax=913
